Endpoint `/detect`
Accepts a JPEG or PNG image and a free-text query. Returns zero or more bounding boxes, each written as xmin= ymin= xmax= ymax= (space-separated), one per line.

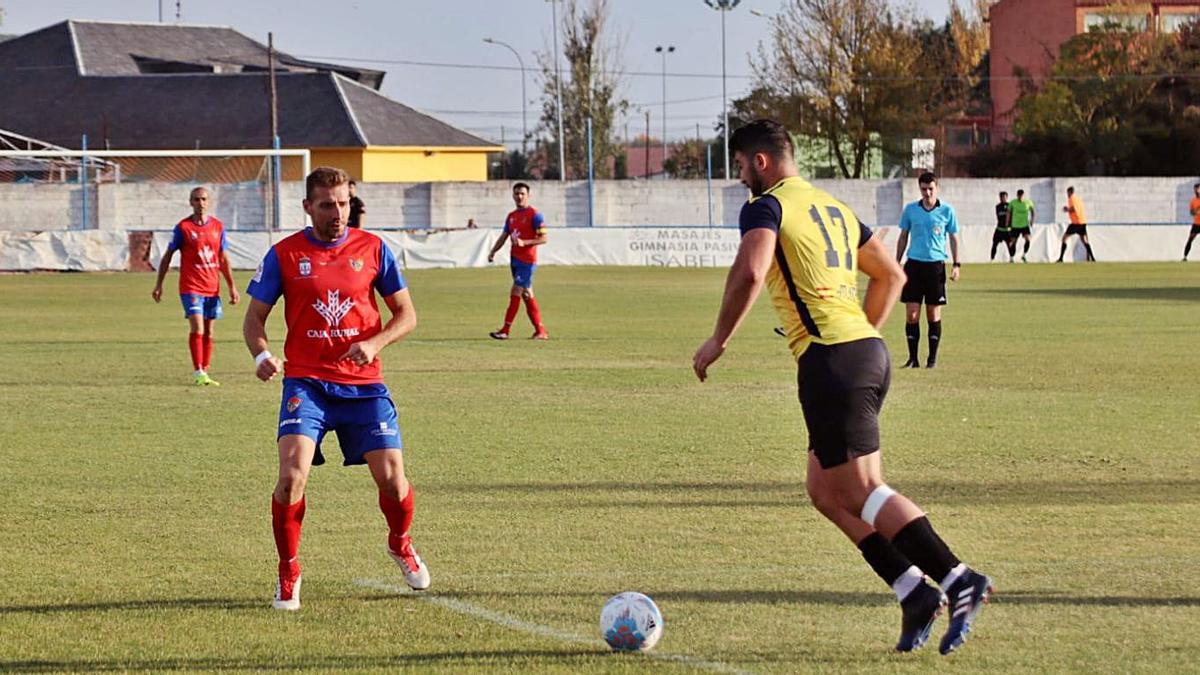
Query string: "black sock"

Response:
xmin=1058 ymin=242 xmax=1067 ymax=261
xmin=1024 ymin=239 xmax=1031 ymax=254
xmin=905 ymin=322 xmax=920 ymax=362
xmin=1085 ymin=243 xmax=1095 ymax=261
xmin=990 ymin=242 xmax=997 ymax=260
xmin=890 ymin=516 xmax=961 ymax=583
xmin=857 ymin=532 xmax=913 ymax=587
xmin=1007 ymin=240 xmax=1016 ymax=257
xmin=927 ymin=321 xmax=942 ymax=363
xmin=1187 ymin=238 xmax=1195 ymax=258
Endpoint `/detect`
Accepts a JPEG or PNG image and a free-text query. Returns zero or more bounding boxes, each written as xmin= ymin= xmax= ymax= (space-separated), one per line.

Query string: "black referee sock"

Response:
xmin=905 ymin=322 xmax=920 ymax=363
xmin=1023 ymin=238 xmax=1031 ymax=255
xmin=927 ymin=321 xmax=942 ymax=364
xmin=1187 ymin=238 xmax=1195 ymax=259
xmin=1058 ymin=242 xmax=1067 ymax=262
xmin=857 ymin=532 xmax=912 ymax=586
xmin=890 ymin=516 xmax=961 ymax=582
xmin=1085 ymin=243 xmax=1095 ymax=261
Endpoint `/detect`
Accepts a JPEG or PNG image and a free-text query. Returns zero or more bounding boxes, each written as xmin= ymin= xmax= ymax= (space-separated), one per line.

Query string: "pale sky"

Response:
xmin=2 ymin=0 xmax=956 ymax=147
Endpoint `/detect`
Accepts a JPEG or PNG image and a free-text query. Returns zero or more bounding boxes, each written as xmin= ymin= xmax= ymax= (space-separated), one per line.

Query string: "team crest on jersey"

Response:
xmin=298 ymin=257 xmax=312 ymax=277
xmin=198 ymin=245 xmax=215 ymax=263
xmin=286 ymin=396 xmax=302 ymax=413
xmin=349 ymin=257 xmax=363 ymax=272
xmin=189 ymin=231 xmax=198 ymax=240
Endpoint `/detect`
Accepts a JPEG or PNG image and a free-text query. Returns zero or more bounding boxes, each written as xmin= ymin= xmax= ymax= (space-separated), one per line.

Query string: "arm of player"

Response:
xmin=243 ymin=298 xmax=283 ymax=381
xmin=858 ymin=236 xmax=906 ymax=330
xmin=151 ymin=249 xmax=175 ymax=302
xmin=516 ymin=233 xmax=548 ymax=248
xmin=340 ymin=289 xmax=417 ymax=366
xmin=219 ymin=250 xmax=240 ymax=305
xmin=692 ymin=227 xmax=776 ymax=383
xmin=894 ymin=229 xmax=909 ymax=264
xmin=486 ymin=230 xmax=511 ymax=263
xmin=949 ymin=233 xmax=961 ymax=281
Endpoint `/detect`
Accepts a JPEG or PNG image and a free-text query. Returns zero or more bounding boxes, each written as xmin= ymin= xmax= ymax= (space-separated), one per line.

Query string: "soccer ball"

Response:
xmin=599 ymin=592 xmax=663 ymax=652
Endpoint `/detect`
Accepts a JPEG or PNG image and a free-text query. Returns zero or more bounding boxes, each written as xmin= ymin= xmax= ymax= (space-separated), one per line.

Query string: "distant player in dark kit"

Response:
xmin=693 ymin=119 xmax=992 ymax=655
xmin=244 ymin=166 xmax=430 ymax=611
xmin=487 ymin=182 xmax=549 ymax=340
xmin=1006 ymin=189 xmax=1034 ymax=262
xmin=347 ymin=180 xmax=366 ymax=229
xmin=990 ymin=191 xmax=1015 ymax=262
xmin=1183 ymin=183 xmax=1200 ymax=261
xmin=895 ymin=172 xmax=960 ymax=369
xmin=1057 ymin=186 xmax=1095 ymax=262
xmin=151 ymin=186 xmax=240 ymax=386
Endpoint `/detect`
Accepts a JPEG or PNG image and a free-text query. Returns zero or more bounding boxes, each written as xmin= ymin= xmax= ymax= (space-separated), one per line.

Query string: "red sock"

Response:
xmin=379 ymin=487 xmax=415 ymax=552
xmin=502 ymin=296 xmax=521 ymax=330
xmin=524 ymin=296 xmax=544 ymax=330
xmin=271 ymin=496 xmax=306 ymax=563
xmin=201 ymin=334 xmax=213 ymax=371
xmin=188 ymin=333 xmax=204 ymax=371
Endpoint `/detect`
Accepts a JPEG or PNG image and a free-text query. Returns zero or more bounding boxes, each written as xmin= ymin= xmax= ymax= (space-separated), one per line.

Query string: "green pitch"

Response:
xmin=1 ymin=263 xmax=1197 ymax=673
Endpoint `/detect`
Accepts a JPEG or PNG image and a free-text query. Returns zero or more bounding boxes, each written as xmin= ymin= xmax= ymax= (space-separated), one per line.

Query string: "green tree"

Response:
xmin=534 ymin=0 xmax=629 ymax=179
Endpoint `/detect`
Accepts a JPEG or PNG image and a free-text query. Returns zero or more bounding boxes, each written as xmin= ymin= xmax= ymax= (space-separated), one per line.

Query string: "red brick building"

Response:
xmin=989 ymin=0 xmax=1200 ymax=142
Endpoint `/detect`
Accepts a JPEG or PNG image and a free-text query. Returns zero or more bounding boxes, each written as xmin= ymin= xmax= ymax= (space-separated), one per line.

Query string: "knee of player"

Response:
xmin=274 ymin=476 xmax=307 ymax=502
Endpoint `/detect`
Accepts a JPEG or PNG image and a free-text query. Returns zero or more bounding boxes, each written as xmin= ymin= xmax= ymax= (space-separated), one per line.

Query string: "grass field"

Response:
xmin=1 ymin=263 xmax=1198 ymax=673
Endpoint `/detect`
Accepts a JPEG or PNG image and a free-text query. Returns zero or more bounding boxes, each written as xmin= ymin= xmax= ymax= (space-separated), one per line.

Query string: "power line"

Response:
xmin=295 ymin=53 xmax=755 ymax=80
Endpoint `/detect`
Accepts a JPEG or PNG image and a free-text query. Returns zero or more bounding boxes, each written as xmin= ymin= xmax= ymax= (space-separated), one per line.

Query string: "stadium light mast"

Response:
xmin=704 ymin=0 xmax=741 ymax=180
xmin=483 ymin=38 xmax=528 ymax=157
xmin=548 ymin=0 xmax=567 ymax=181
xmin=655 ymin=45 xmax=675 ymax=156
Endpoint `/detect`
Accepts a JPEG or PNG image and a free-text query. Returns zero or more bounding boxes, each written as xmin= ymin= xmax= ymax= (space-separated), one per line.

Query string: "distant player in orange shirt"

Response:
xmin=1184 ymin=183 xmax=1200 ymax=262
xmin=151 ymin=187 xmax=239 ymax=385
xmin=486 ymin=182 xmax=549 ymax=340
xmin=1057 ymin=186 xmax=1096 ymax=262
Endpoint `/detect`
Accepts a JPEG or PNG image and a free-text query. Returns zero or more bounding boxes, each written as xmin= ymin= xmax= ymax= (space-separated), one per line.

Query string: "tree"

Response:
xmin=663 ymin=138 xmax=710 ymax=178
xmin=534 ymin=0 xmax=629 ymax=179
xmin=749 ymin=0 xmax=933 ymax=178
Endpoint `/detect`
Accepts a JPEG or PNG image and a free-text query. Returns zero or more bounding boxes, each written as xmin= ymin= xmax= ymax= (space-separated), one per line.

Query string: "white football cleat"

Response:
xmin=273 ymin=572 xmax=302 ymax=611
xmin=388 ymin=534 xmax=431 ymax=591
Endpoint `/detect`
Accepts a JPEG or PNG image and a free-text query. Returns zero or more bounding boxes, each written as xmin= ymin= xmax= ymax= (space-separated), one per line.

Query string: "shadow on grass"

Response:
xmin=433 ymin=479 xmax=1199 ymax=506
xmin=983 ymin=287 xmax=1200 ymax=303
xmin=0 ymin=650 xmax=600 ymax=673
xmin=0 ymin=597 xmax=262 ymax=615
xmin=997 ymin=590 xmax=1200 ymax=607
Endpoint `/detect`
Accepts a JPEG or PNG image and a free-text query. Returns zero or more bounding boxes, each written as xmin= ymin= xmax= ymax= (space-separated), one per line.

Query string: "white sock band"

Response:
xmin=892 ymin=566 xmax=925 ymax=602
xmin=861 ymin=484 xmax=897 ymax=528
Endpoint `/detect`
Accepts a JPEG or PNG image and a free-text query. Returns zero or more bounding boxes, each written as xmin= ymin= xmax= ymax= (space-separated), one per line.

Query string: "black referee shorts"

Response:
xmin=798 ymin=337 xmax=890 ymax=469
xmin=1065 ymin=224 xmax=1088 ymax=237
xmin=900 ymin=260 xmax=947 ymax=306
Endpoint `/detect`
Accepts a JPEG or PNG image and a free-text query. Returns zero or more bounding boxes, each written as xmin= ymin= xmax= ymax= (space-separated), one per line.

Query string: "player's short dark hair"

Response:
xmin=189 ymin=186 xmax=207 ymax=198
xmin=1017 ymin=189 xmax=1025 ymax=197
xmin=918 ymin=171 xmax=937 ymax=185
xmin=305 ymin=166 xmax=350 ymax=200
xmin=1194 ymin=183 xmax=1199 ymax=189
xmin=349 ymin=179 xmax=357 ymax=187
xmin=999 ymin=191 xmax=1008 ymax=198
xmin=729 ymin=119 xmax=794 ymax=161
xmin=1067 ymin=185 xmax=1074 ymax=193
xmin=513 ymin=182 xmax=531 ymax=193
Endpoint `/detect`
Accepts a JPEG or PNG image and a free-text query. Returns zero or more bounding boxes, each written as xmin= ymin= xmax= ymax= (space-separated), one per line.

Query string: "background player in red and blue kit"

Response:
xmin=151 ymin=187 xmax=239 ymax=386
xmin=243 ymin=167 xmax=430 ymax=611
xmin=486 ymin=182 xmax=549 ymax=340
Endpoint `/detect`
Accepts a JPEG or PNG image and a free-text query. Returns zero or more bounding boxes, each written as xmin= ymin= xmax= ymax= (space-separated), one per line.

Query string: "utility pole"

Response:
xmin=645 ymin=109 xmax=651 ymax=179
xmin=655 ymin=45 xmax=675 ymax=161
xmin=548 ymin=0 xmax=566 ymax=181
xmin=703 ymin=0 xmax=742 ymax=179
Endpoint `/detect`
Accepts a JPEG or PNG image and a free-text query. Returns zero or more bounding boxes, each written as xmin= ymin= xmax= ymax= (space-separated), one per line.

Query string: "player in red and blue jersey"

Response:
xmin=243 ymin=167 xmax=430 ymax=611
xmin=151 ymin=187 xmax=239 ymax=386
xmin=487 ymin=182 xmax=549 ymax=340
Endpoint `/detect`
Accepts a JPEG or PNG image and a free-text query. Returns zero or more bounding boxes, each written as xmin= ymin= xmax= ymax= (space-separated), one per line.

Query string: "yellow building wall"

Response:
xmin=309 ymin=149 xmax=364 ymax=181
xmin=361 ymin=147 xmax=500 ymax=182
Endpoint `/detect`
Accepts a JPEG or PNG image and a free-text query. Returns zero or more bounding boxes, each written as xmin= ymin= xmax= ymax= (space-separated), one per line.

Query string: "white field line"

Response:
xmin=354 ymin=578 xmax=753 ymax=675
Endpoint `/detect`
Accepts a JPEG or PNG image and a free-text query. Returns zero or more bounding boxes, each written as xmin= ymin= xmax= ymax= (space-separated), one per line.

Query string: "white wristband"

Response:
xmin=254 ymin=350 xmax=273 ymax=367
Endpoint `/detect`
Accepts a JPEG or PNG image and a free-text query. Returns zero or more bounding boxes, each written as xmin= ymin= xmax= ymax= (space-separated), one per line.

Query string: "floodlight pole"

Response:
xmin=483 ymin=38 xmax=528 ymax=156
xmin=549 ymin=0 xmax=566 ymax=181
xmin=655 ymin=46 xmax=675 ymax=156
xmin=704 ymin=0 xmax=741 ymax=179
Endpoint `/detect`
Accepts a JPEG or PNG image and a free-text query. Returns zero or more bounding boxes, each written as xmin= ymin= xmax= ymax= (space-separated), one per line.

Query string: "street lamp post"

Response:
xmin=703 ymin=0 xmax=741 ymax=179
xmin=483 ymin=38 xmax=528 ymax=157
xmin=655 ymin=45 xmax=675 ymax=160
xmin=548 ymin=0 xmax=567 ymax=181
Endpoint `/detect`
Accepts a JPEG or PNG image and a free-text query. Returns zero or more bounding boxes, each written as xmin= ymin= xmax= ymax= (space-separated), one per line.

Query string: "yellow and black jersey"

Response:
xmin=740 ymin=176 xmax=879 ymax=359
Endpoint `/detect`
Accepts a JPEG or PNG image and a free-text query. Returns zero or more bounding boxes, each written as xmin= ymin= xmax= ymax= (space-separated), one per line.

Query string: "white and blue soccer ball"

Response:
xmin=600 ymin=591 xmax=663 ymax=652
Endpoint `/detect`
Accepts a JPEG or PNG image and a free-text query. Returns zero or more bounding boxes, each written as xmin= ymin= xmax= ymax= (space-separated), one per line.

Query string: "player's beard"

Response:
xmin=744 ymin=168 xmax=767 ymax=197
xmin=315 ymin=217 xmax=345 ymax=241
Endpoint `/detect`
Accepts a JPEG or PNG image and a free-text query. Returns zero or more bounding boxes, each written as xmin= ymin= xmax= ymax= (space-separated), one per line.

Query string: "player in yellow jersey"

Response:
xmin=692 ymin=120 xmax=992 ymax=655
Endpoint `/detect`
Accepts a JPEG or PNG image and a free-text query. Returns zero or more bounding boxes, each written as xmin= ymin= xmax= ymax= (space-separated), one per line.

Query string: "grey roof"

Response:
xmin=0 ymin=21 xmax=501 ymax=151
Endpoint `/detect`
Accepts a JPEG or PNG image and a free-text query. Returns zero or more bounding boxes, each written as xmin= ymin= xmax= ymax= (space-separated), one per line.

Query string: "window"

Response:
xmin=948 ymin=128 xmax=974 ymax=148
xmin=1084 ymin=12 xmax=1148 ymax=32
xmin=1161 ymin=13 xmax=1200 ymax=33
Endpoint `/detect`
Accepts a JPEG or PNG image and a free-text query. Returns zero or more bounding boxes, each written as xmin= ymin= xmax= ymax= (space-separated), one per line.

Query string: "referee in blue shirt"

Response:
xmin=895 ymin=172 xmax=960 ymax=369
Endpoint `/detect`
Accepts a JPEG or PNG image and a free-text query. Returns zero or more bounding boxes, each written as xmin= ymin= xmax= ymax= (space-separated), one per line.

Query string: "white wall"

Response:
xmin=1 ymin=177 xmax=1197 ymax=232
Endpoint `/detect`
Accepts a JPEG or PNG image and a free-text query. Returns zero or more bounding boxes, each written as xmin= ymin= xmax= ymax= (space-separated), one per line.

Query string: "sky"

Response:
xmin=2 ymin=0 xmax=956 ymax=147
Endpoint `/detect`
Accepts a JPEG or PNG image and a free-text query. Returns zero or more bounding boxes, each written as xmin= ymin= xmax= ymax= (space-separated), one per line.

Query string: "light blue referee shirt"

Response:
xmin=899 ymin=199 xmax=959 ymax=262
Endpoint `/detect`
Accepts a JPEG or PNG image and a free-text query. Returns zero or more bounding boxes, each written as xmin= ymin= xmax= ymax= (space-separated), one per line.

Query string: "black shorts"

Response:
xmin=900 ymin=260 xmax=947 ymax=306
xmin=1011 ymin=227 xmax=1031 ymax=237
xmin=1065 ymin=224 xmax=1088 ymax=236
xmin=798 ymin=338 xmax=890 ymax=469
xmin=992 ymin=229 xmax=1012 ymax=244
xmin=1192 ymin=225 xmax=1200 ymax=236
